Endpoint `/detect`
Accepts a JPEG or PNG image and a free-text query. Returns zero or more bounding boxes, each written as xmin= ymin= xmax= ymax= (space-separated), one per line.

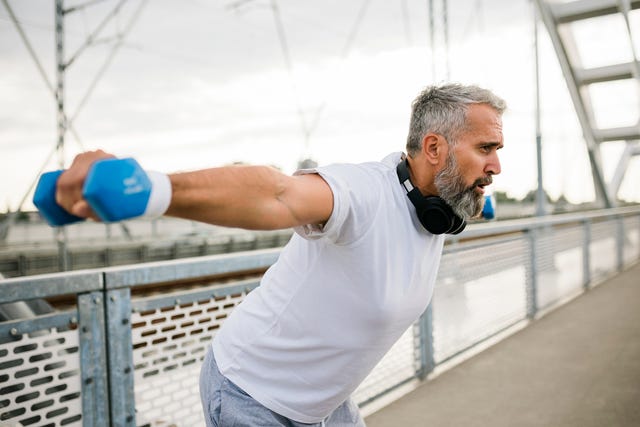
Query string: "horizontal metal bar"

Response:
xmin=131 ymin=278 xmax=261 ymax=312
xmin=550 ymin=0 xmax=640 ymax=24
xmin=444 ymin=234 xmax=524 ymax=254
xmin=0 ymin=270 xmax=103 ymax=304
xmin=594 ymin=125 xmax=640 ymax=142
xmin=575 ymin=63 xmax=635 ymax=85
xmin=0 ymin=309 xmax=77 ymax=344
xmin=103 ymin=248 xmax=280 ymax=290
xmin=455 ymin=206 xmax=640 ymax=241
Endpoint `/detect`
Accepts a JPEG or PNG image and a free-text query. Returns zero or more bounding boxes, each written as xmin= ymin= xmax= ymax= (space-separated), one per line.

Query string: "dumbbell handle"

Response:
xmin=33 ymin=158 xmax=171 ymax=227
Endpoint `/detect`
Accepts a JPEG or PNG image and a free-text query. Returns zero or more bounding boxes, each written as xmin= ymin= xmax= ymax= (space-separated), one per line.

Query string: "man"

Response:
xmin=56 ymin=83 xmax=505 ymax=426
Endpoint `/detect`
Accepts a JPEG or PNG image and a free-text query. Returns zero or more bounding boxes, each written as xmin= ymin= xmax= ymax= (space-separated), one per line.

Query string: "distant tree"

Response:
xmin=553 ymin=194 xmax=572 ymax=213
xmin=522 ymin=189 xmax=553 ymax=204
xmin=16 ymin=211 xmax=30 ymax=222
xmin=494 ymin=191 xmax=517 ymax=203
xmin=521 ymin=190 xmax=535 ymax=203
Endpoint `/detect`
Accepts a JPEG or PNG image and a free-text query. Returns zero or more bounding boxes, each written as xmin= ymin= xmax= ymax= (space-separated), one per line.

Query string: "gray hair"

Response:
xmin=406 ymin=83 xmax=506 ymax=156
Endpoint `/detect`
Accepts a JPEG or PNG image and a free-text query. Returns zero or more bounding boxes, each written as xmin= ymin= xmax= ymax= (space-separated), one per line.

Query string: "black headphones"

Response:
xmin=396 ymin=157 xmax=466 ymax=235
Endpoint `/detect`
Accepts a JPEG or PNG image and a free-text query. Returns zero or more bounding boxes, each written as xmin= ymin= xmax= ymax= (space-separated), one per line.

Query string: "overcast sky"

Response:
xmin=1 ymin=0 xmax=639 ymax=213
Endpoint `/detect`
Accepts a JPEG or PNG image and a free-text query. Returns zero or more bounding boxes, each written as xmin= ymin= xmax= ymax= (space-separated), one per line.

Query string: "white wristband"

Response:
xmin=143 ymin=171 xmax=172 ymax=219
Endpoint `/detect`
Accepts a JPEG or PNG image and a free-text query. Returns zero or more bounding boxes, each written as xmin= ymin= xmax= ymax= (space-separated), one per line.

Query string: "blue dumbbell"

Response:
xmin=33 ymin=158 xmax=157 ymax=227
xmin=481 ymin=194 xmax=495 ymax=220
xmin=32 ymin=170 xmax=85 ymax=226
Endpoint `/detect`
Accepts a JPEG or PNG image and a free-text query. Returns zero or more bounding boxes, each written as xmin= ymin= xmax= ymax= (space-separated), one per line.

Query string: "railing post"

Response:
xmin=417 ymin=304 xmax=435 ymax=380
xmin=105 ymin=286 xmax=136 ymax=426
xmin=615 ymin=215 xmax=624 ymax=271
xmin=17 ymin=254 xmax=27 ymax=276
xmin=104 ymin=247 xmax=112 ymax=267
xmin=525 ymin=228 xmax=538 ymax=319
xmin=582 ymin=219 xmax=591 ymax=290
xmin=78 ymin=290 xmax=111 ymax=426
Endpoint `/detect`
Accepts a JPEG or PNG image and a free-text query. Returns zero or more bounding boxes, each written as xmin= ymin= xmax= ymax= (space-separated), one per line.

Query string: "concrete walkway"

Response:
xmin=365 ymin=262 xmax=640 ymax=427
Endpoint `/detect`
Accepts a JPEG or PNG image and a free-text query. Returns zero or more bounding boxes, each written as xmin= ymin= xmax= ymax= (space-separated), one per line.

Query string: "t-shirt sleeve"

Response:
xmin=293 ymin=164 xmax=379 ymax=245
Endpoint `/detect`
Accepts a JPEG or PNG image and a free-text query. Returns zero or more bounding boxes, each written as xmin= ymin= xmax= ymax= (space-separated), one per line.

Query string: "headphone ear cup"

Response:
xmin=449 ymin=213 xmax=466 ymax=235
xmin=416 ymin=197 xmax=455 ymax=235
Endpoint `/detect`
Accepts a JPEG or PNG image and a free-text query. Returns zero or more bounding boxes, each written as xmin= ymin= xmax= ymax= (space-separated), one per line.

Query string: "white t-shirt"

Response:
xmin=212 ymin=152 xmax=445 ymax=423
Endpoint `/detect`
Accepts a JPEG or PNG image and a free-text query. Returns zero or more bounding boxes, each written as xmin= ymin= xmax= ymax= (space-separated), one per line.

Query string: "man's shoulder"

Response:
xmin=322 ymin=152 xmax=402 ymax=177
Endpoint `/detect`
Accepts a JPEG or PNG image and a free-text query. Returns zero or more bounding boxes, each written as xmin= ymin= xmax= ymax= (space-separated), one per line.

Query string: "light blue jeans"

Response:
xmin=199 ymin=346 xmax=366 ymax=426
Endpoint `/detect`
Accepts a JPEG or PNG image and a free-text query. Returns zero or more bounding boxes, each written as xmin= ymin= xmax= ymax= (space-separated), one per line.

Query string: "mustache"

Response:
xmin=469 ymin=176 xmax=493 ymax=190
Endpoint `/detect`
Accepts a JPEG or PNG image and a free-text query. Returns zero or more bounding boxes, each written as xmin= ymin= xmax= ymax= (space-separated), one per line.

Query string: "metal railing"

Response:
xmin=1 ymin=206 xmax=639 ymax=426
xmin=0 ymin=229 xmax=293 ymax=278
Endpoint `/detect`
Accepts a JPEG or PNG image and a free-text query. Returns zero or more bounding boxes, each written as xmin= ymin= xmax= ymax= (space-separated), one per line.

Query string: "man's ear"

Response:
xmin=421 ymin=133 xmax=448 ymax=166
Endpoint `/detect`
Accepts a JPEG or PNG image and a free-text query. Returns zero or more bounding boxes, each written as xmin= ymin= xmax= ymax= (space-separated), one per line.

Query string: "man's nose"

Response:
xmin=486 ymin=152 xmax=501 ymax=176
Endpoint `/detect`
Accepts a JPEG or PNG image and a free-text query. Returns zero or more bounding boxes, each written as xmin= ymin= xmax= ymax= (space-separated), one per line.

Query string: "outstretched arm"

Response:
xmin=55 ymin=150 xmax=334 ymax=230
xmin=166 ymin=164 xmax=333 ymax=230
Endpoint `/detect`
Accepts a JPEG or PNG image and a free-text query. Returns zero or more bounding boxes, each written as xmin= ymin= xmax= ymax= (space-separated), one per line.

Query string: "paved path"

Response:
xmin=365 ymin=262 xmax=640 ymax=427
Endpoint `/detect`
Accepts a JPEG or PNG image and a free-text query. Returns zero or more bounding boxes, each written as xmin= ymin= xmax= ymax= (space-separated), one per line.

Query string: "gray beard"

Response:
xmin=434 ymin=154 xmax=485 ymax=219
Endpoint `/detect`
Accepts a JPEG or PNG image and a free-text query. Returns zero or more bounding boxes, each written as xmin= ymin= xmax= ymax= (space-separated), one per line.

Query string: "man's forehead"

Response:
xmin=467 ymin=103 xmax=502 ymax=123
xmin=464 ymin=109 xmax=503 ymax=137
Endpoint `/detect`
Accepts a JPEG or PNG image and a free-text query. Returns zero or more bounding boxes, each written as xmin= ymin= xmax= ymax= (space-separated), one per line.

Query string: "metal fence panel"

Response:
xmin=0 ymin=313 xmax=83 ymax=426
xmin=622 ymin=216 xmax=640 ymax=266
xmin=0 ymin=273 xmax=104 ymax=427
xmin=432 ymin=236 xmax=529 ymax=364
xmin=590 ymin=220 xmax=619 ymax=281
xmin=537 ymin=223 xmax=585 ymax=311
xmin=353 ymin=325 xmax=417 ymax=406
xmin=129 ymin=280 xmax=258 ymax=427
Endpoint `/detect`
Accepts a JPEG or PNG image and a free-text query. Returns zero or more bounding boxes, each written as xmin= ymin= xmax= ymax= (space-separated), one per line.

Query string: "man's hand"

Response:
xmin=55 ymin=150 xmax=115 ymax=220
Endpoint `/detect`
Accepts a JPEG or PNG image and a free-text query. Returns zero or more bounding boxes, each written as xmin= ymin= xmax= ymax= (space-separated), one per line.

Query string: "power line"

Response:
xmin=401 ymin=0 xmax=413 ymax=46
xmin=65 ymin=0 xmax=128 ymax=68
xmin=270 ymin=0 xmax=311 ymax=147
xmin=427 ymin=0 xmax=451 ymax=81
xmin=306 ymin=0 xmax=372 ymax=143
xmin=259 ymin=0 xmax=374 ymax=160
xmin=69 ymin=0 xmax=149 ymax=125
